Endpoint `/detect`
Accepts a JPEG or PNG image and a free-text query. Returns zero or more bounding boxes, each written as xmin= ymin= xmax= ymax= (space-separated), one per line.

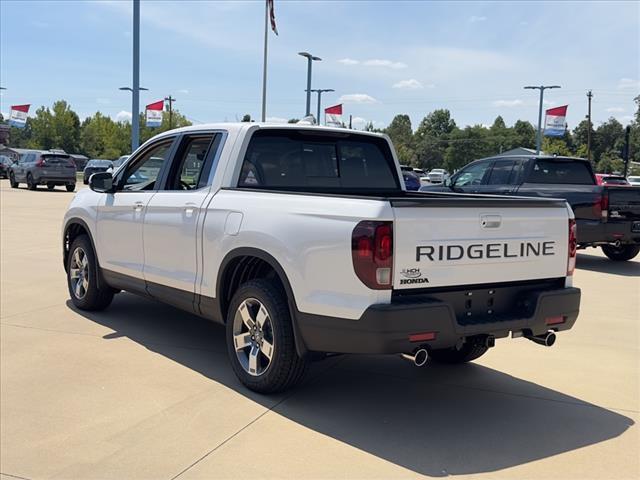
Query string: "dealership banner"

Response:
xmin=544 ymin=105 xmax=568 ymax=137
xmin=145 ymin=100 xmax=164 ymax=127
xmin=325 ymin=104 xmax=343 ymax=127
xmin=9 ymin=104 xmax=30 ymax=128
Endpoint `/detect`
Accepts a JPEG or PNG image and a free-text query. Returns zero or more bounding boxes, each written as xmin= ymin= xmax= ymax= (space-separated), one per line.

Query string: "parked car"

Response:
xmin=9 ymin=151 xmax=76 ymax=191
xmin=595 ymin=174 xmax=630 ymax=186
xmin=426 ymin=168 xmax=449 ymax=184
xmin=421 ymin=155 xmax=640 ymax=261
xmin=110 ymin=155 xmax=130 ymax=170
xmin=83 ymin=159 xmax=113 ymax=184
xmin=400 ymin=165 xmax=421 ymax=190
xmin=0 ymin=155 xmax=13 ymax=178
xmin=63 ymin=123 xmax=580 ymax=393
xmin=628 ymin=176 xmax=640 ymax=186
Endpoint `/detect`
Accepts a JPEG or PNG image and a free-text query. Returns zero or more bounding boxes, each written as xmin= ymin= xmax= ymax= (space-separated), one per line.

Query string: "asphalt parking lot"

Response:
xmin=1 ymin=180 xmax=638 ymax=480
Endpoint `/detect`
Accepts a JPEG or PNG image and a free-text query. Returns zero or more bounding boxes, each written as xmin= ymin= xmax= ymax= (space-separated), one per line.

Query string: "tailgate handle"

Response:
xmin=481 ymin=215 xmax=502 ymax=229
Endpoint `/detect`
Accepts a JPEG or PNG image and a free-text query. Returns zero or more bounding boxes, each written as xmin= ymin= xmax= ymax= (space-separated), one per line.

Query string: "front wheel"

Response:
xmin=66 ymin=184 xmax=75 ymax=192
xmin=67 ymin=235 xmax=114 ymax=311
xmin=601 ymin=244 xmax=640 ymax=261
xmin=429 ymin=340 xmax=489 ymax=364
xmin=9 ymin=172 xmax=18 ymax=188
xmin=226 ymin=279 xmax=308 ymax=393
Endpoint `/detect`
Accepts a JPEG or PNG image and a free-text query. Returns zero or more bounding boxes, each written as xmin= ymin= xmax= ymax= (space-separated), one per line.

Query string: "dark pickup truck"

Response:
xmin=421 ymin=155 xmax=640 ymax=261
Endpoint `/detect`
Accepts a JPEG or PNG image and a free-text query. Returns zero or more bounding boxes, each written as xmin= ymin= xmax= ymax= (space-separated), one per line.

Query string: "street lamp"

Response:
xmin=119 ymin=86 xmax=148 ymax=152
xmin=524 ymin=85 xmax=561 ymax=154
xmin=298 ymin=52 xmax=321 ymax=117
xmin=310 ymin=88 xmax=334 ymax=126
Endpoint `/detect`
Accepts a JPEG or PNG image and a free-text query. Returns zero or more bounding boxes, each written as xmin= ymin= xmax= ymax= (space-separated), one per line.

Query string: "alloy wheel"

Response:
xmin=69 ymin=247 xmax=89 ymax=299
xmin=232 ymin=298 xmax=275 ymax=376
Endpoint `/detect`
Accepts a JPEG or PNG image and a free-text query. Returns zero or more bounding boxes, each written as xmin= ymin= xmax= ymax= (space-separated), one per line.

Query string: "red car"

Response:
xmin=595 ymin=174 xmax=630 ymax=186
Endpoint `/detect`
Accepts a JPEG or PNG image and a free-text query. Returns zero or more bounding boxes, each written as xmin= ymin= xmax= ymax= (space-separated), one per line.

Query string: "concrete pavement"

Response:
xmin=1 ymin=180 xmax=638 ymax=479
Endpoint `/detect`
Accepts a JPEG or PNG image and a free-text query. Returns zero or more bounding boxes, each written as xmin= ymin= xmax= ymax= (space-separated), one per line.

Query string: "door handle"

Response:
xmin=184 ymin=205 xmax=197 ymax=217
xmin=133 ymin=201 xmax=144 ymax=212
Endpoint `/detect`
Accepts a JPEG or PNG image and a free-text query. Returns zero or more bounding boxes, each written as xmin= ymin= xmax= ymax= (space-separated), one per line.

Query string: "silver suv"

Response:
xmin=9 ymin=151 xmax=76 ymax=191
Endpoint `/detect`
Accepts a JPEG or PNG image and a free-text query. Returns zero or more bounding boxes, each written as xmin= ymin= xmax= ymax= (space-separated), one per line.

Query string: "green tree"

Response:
xmin=414 ymin=109 xmax=456 ymax=170
xmin=29 ymin=100 xmax=81 ymax=152
xmin=513 ymin=120 xmax=536 ymax=149
xmin=241 ymin=114 xmax=252 ymax=122
xmin=597 ymin=150 xmax=625 ymax=173
xmin=444 ymin=125 xmax=493 ymax=172
xmin=629 ymin=95 xmax=640 ymax=164
xmin=384 ymin=114 xmax=416 ymax=165
xmin=80 ymin=112 xmax=130 ymax=159
xmin=541 ymin=137 xmax=572 ymax=156
xmin=593 ymin=117 xmax=625 ymax=164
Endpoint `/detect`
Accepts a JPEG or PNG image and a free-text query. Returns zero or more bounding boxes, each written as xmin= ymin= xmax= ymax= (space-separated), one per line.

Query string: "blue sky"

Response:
xmin=1 ymin=0 xmax=638 ymax=130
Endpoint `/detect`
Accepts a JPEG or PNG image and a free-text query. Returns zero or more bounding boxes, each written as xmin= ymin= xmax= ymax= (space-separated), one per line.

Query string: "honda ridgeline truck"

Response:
xmin=62 ymin=124 xmax=581 ymax=393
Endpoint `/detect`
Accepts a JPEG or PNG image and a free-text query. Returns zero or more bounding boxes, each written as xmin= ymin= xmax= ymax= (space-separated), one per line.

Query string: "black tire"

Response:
xmin=226 ymin=279 xmax=308 ymax=393
xmin=67 ymin=234 xmax=114 ymax=311
xmin=601 ymin=244 xmax=640 ymax=261
xmin=26 ymin=173 xmax=37 ymax=190
xmin=9 ymin=172 xmax=18 ymax=188
xmin=47 ymin=183 xmax=55 ymax=191
xmin=429 ymin=340 xmax=489 ymax=364
xmin=66 ymin=184 xmax=76 ymax=192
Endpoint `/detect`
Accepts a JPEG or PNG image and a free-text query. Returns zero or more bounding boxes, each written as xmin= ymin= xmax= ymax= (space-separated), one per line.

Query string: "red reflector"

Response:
xmin=409 ymin=332 xmax=436 ymax=342
xmin=545 ymin=315 xmax=565 ymax=326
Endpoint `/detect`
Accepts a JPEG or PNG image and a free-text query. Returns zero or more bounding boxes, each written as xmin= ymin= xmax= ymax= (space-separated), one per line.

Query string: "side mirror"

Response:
xmin=89 ymin=172 xmax=114 ymax=193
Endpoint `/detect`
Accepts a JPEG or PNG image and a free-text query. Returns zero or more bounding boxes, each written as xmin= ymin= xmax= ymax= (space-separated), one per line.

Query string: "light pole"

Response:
xmin=298 ymin=52 xmax=321 ymax=117
xmin=119 ymin=86 xmax=148 ymax=138
xmin=524 ymin=85 xmax=561 ymax=154
xmin=310 ymin=89 xmax=334 ymax=125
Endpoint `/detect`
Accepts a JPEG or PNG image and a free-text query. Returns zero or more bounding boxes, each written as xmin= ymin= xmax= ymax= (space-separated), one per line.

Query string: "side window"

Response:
xmin=454 ymin=161 xmax=491 ymax=187
xmin=121 ymin=140 xmax=173 ymax=191
xmin=164 ymin=134 xmax=218 ymax=190
xmin=487 ymin=160 xmax=516 ymax=185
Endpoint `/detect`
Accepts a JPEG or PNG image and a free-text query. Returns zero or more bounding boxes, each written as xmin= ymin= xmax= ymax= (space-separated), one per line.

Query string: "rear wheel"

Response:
xmin=429 ymin=339 xmax=489 ymax=364
xmin=226 ymin=279 xmax=308 ymax=393
xmin=66 ymin=184 xmax=75 ymax=192
xmin=47 ymin=183 xmax=55 ymax=191
xmin=601 ymin=244 xmax=640 ymax=261
xmin=67 ymin=235 xmax=115 ymax=311
xmin=26 ymin=173 xmax=37 ymax=190
xmin=9 ymin=172 xmax=18 ymax=188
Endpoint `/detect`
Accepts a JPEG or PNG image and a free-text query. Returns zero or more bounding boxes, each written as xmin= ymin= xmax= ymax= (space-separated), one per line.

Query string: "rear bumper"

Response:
xmin=34 ymin=176 xmax=75 ymax=185
xmin=577 ymin=219 xmax=640 ymax=245
xmin=297 ymin=286 xmax=580 ymax=354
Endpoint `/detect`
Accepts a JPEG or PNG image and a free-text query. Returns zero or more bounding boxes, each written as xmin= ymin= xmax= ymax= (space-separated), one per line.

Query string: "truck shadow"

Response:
xmin=577 ymin=252 xmax=640 ymax=277
xmin=67 ymin=295 xmax=633 ymax=477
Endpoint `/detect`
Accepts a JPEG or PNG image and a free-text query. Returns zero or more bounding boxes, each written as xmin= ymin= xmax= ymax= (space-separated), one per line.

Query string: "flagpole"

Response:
xmin=261 ymin=0 xmax=268 ymax=122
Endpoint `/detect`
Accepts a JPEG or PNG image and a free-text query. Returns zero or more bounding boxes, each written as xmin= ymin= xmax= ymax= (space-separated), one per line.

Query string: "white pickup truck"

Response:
xmin=63 ymin=123 xmax=581 ymax=393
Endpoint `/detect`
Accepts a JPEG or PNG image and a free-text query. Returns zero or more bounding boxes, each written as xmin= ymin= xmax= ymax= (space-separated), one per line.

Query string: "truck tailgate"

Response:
xmin=391 ymin=196 xmax=569 ymax=289
xmin=607 ymin=186 xmax=640 ymax=222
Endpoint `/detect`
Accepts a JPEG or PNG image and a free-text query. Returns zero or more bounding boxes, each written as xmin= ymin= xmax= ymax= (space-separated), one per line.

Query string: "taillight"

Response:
xmin=593 ymin=194 xmax=608 ymax=220
xmin=352 ymin=221 xmax=393 ymax=289
xmin=567 ymin=219 xmax=577 ymax=276
xmin=36 ymin=158 xmax=45 ymax=167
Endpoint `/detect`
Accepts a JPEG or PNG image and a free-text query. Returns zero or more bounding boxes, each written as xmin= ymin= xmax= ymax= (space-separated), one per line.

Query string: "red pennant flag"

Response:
xmin=146 ymin=100 xmax=164 ymax=111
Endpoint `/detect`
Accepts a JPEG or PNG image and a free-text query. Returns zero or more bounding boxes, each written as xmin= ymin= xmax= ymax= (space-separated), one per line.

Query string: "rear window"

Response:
xmin=87 ymin=160 xmax=112 ymax=167
xmin=43 ymin=155 xmax=73 ymax=165
xmin=601 ymin=176 xmax=628 ymax=185
xmin=238 ymin=129 xmax=400 ymax=191
xmin=527 ymin=159 xmax=594 ymax=185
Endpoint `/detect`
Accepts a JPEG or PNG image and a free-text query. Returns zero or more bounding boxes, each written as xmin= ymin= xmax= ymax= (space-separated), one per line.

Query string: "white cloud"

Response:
xmin=338 ymin=58 xmax=407 ymax=69
xmin=620 ymin=115 xmax=634 ymax=125
xmin=362 ymin=59 xmax=407 ymax=69
xmin=618 ymin=78 xmax=640 ymax=90
xmin=178 ymin=89 xmax=190 ymax=94
xmin=393 ymin=79 xmax=433 ymax=90
xmin=606 ymin=107 xmax=625 ymax=113
xmin=115 ymin=110 xmax=132 ymax=123
xmin=338 ymin=94 xmax=378 ymax=104
xmin=265 ymin=116 xmax=287 ymax=124
xmin=469 ymin=16 xmax=487 ymax=23
xmin=493 ymin=99 xmax=524 ymax=107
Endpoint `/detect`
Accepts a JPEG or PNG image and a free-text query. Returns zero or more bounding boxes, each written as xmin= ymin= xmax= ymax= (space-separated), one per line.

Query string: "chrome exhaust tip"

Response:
xmin=525 ymin=330 xmax=556 ymax=347
xmin=400 ymin=347 xmax=429 ymax=367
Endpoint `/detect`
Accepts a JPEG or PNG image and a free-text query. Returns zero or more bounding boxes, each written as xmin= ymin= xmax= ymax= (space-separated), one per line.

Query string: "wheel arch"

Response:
xmin=216 ymin=247 xmax=308 ymax=356
xmin=62 ymin=218 xmax=107 ymax=290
